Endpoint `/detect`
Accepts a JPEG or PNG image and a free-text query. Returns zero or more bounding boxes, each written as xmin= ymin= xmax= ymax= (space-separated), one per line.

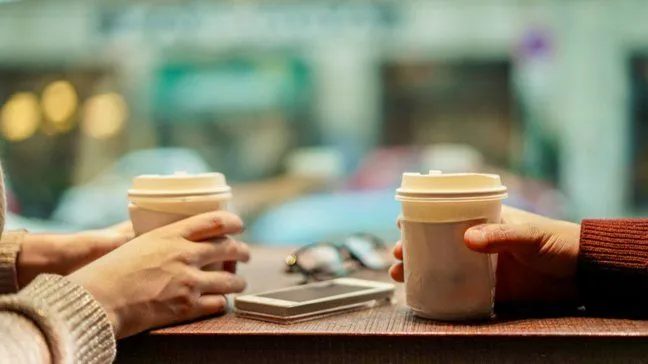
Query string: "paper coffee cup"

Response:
xmin=128 ymin=172 xmax=232 ymax=236
xmin=395 ymin=171 xmax=507 ymax=320
xmin=129 ymin=172 xmax=232 ymax=271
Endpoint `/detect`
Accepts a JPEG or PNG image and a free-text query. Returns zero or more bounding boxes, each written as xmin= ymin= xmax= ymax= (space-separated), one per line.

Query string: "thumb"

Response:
xmin=464 ymin=223 xmax=545 ymax=254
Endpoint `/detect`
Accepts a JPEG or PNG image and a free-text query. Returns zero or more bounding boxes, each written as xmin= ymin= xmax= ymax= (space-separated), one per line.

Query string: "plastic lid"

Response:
xmin=396 ymin=170 xmax=507 ymax=199
xmin=128 ymin=172 xmax=231 ymax=197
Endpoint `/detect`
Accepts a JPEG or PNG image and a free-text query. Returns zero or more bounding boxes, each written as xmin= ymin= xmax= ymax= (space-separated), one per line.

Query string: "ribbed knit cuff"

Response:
xmin=577 ymin=219 xmax=648 ymax=317
xmin=15 ymin=274 xmax=116 ymax=364
xmin=0 ymin=230 xmax=27 ymax=294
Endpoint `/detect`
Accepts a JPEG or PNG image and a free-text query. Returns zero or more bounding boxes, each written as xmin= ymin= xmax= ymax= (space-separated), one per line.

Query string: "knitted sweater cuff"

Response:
xmin=0 ymin=230 xmax=27 ymax=294
xmin=0 ymin=274 xmax=117 ymax=364
xmin=578 ymin=219 xmax=648 ymax=316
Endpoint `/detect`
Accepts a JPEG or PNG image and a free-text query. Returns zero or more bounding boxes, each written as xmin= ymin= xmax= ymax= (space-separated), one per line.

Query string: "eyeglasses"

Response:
xmin=284 ymin=233 xmax=389 ymax=281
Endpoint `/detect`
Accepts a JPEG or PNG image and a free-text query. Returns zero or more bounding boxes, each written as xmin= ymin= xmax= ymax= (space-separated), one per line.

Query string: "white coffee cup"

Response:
xmin=395 ymin=171 xmax=507 ymax=320
xmin=128 ymin=172 xmax=232 ymax=234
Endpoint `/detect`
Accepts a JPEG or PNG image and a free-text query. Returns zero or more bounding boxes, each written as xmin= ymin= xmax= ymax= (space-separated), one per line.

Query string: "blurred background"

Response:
xmin=0 ymin=0 xmax=645 ymax=245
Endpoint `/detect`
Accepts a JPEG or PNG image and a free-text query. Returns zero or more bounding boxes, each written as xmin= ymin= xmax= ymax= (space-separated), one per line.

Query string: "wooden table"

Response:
xmin=117 ymin=247 xmax=648 ymax=363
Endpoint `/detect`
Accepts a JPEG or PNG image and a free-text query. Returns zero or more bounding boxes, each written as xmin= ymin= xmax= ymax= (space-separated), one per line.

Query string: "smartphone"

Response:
xmin=234 ymin=278 xmax=395 ymax=324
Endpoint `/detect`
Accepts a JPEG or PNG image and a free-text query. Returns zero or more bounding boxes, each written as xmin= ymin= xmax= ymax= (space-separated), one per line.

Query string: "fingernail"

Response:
xmin=212 ymin=219 xmax=225 ymax=232
xmin=466 ymin=228 xmax=487 ymax=247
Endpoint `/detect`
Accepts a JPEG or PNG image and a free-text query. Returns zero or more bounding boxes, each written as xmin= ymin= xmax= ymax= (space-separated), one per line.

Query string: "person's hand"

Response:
xmin=17 ymin=222 xmax=135 ymax=287
xmin=67 ymin=211 xmax=250 ymax=339
xmin=465 ymin=206 xmax=580 ymax=305
xmin=389 ymin=206 xmax=581 ymax=306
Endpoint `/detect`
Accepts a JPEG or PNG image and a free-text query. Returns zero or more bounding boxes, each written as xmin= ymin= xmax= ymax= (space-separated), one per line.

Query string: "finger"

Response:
xmin=464 ymin=223 xmax=544 ymax=254
xmin=389 ymin=263 xmax=404 ymax=283
xmin=192 ymin=237 xmax=251 ymax=266
xmin=393 ymin=241 xmax=403 ymax=261
xmin=197 ymin=271 xmax=247 ymax=294
xmin=168 ymin=211 xmax=245 ymax=241
xmin=396 ymin=215 xmax=402 ymax=229
xmin=196 ymin=294 xmax=228 ymax=317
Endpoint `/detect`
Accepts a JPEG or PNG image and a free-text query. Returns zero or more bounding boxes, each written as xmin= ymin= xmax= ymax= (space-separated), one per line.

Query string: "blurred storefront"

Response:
xmin=0 ymin=0 xmax=647 ymax=234
xmin=151 ymin=55 xmax=313 ymax=182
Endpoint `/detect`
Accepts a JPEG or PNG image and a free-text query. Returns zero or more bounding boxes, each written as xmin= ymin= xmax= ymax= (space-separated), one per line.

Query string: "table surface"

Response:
xmin=150 ymin=246 xmax=648 ymax=338
xmin=117 ymin=246 xmax=648 ymax=364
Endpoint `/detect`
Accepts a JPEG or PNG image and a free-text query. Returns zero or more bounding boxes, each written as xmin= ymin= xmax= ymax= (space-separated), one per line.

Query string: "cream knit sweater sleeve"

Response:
xmin=0 ymin=164 xmax=116 ymax=363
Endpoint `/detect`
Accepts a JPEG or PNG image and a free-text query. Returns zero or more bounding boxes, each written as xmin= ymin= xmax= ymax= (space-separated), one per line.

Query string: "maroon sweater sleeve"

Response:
xmin=578 ymin=219 xmax=648 ymax=317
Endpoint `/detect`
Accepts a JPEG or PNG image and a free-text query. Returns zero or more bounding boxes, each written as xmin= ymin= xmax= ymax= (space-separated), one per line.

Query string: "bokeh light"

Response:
xmin=0 ymin=92 xmax=41 ymax=142
xmin=81 ymin=93 xmax=128 ymax=139
xmin=41 ymin=80 xmax=78 ymax=133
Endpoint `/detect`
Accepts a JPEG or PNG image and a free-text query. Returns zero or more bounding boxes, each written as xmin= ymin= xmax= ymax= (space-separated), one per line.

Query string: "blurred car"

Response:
xmin=245 ymin=189 xmax=539 ymax=246
xmin=51 ymin=148 xmax=212 ymax=229
xmin=246 ymin=145 xmax=556 ymax=246
xmin=246 ymin=189 xmax=402 ymax=245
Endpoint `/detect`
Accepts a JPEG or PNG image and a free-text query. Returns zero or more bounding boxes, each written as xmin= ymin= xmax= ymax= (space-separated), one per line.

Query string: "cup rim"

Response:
xmin=396 ymin=187 xmax=507 ymax=199
xmin=128 ymin=188 xmax=232 ymax=197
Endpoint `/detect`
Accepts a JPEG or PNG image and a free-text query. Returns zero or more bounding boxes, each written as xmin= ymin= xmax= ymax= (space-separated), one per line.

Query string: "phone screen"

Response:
xmin=258 ymin=283 xmax=369 ymax=303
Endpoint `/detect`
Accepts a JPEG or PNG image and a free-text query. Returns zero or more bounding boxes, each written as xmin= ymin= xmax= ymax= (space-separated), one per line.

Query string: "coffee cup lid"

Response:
xmin=396 ymin=170 xmax=507 ymax=200
xmin=128 ymin=172 xmax=231 ymax=197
